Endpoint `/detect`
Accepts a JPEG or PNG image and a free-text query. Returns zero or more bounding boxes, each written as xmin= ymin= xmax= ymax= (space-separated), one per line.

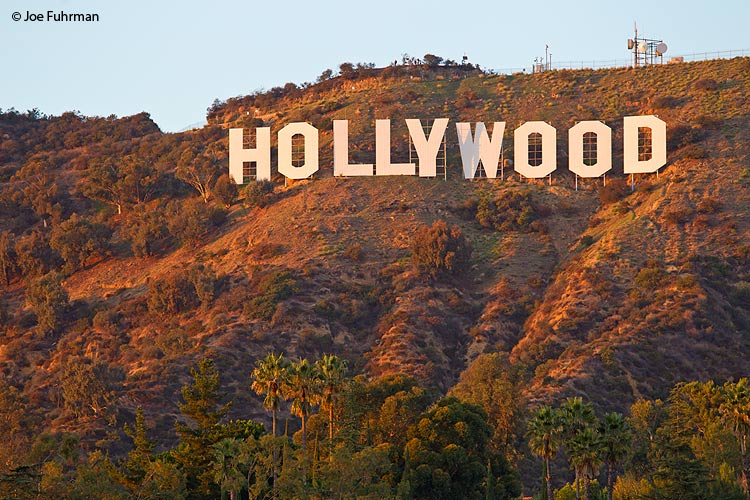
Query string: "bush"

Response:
xmin=599 ymin=178 xmax=629 ymax=206
xmin=663 ymin=208 xmax=694 ymax=224
xmin=0 ymin=230 xmax=17 ymax=286
xmin=243 ymin=180 xmax=275 ymax=208
xmin=243 ymin=269 xmax=298 ymax=321
xmin=213 ymin=175 xmax=238 ymax=208
xmin=411 ymin=220 xmax=471 ymax=278
xmin=476 ymin=191 xmax=538 ymax=231
xmin=15 ymin=231 xmax=61 ymax=278
xmin=452 ymin=198 xmax=479 ymax=221
xmin=147 ymin=274 xmax=196 ymax=316
xmin=49 ymin=213 xmax=111 ymax=273
xmin=207 ymin=206 xmax=227 ymax=227
xmin=682 ymin=145 xmax=707 ymax=159
xmin=651 ymin=95 xmax=680 ymax=109
xmin=693 ymin=78 xmax=718 ymax=91
xmin=579 ymin=235 xmax=595 ymax=248
xmin=696 ymin=196 xmax=721 ymax=214
xmin=166 ymin=200 xmax=211 ymax=247
xmin=555 ymin=480 xmax=605 ymax=500
xmin=147 ymin=265 xmax=218 ymax=315
xmin=121 ymin=209 xmax=169 ymax=258
xmin=92 ymin=309 xmax=119 ymax=333
xmin=634 ymin=266 xmax=667 ymax=290
xmin=344 ymin=243 xmax=363 ymax=261
xmin=26 ymin=271 xmax=69 ymax=333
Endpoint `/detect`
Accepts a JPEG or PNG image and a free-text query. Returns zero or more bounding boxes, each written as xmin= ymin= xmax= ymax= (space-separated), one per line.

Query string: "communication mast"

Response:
xmin=628 ymin=23 xmax=668 ymax=67
xmin=532 ymin=44 xmax=552 ymax=73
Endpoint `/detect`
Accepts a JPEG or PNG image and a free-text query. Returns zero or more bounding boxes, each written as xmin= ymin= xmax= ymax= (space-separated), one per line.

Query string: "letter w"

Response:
xmin=456 ymin=122 xmax=506 ymax=179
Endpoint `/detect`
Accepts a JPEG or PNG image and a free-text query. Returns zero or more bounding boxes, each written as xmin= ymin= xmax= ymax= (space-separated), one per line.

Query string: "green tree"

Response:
xmin=599 ymin=413 xmax=631 ymax=500
xmin=173 ymin=358 xmax=232 ymax=499
xmin=719 ymin=378 xmax=750 ymax=496
xmin=59 ymin=357 xmax=123 ymax=420
xmin=402 ymin=397 xmax=519 ymax=500
xmin=626 ymin=399 xmax=667 ymax=477
xmin=374 ymin=385 xmax=433 ymax=451
xmin=71 ymin=450 xmax=129 ymax=500
xmin=555 ymin=479 xmax=606 ymax=500
xmin=81 ymin=156 xmax=160 ymax=214
xmin=423 ymin=54 xmax=444 ymax=67
xmin=140 ymin=459 xmax=187 ymax=500
xmin=449 ymin=352 xmax=527 ymax=462
xmin=568 ymin=427 xmax=603 ymax=500
xmin=648 ymin=434 xmax=710 ymax=500
xmin=13 ymin=159 xmax=63 ymax=228
xmin=212 ymin=438 xmax=244 ymax=500
xmin=123 ymin=407 xmax=154 ymax=486
xmin=318 ymin=444 xmax=394 ymax=499
xmin=165 ymin=199 xmax=212 ymax=247
xmin=178 ymin=359 xmax=232 ymax=430
xmin=251 ymin=352 xmax=289 ymax=437
xmin=26 ymin=271 xmax=69 ymax=334
xmin=560 ymin=397 xmax=598 ymax=500
xmin=527 ymin=405 xmax=563 ymax=500
xmin=668 ymin=381 xmax=735 ymax=482
xmin=175 ymin=146 xmax=222 ymax=204
xmin=0 ymin=380 xmax=35 ymax=470
xmin=339 ymin=62 xmax=356 ymax=79
xmin=121 ymin=208 xmax=168 ymax=257
xmin=0 ymin=230 xmax=16 ymax=286
xmin=316 ymin=353 xmax=348 ymax=460
xmin=285 ymin=358 xmax=319 ymax=450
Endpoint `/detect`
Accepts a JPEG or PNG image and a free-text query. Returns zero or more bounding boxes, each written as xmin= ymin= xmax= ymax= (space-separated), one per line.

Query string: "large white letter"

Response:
xmin=568 ymin=121 xmax=612 ymax=178
xmin=375 ymin=119 xmax=416 ymax=176
xmin=405 ymin=118 xmax=449 ymax=177
xmin=333 ymin=120 xmax=373 ymax=176
xmin=229 ymin=127 xmax=271 ymax=183
xmin=456 ymin=122 xmax=506 ymax=179
xmin=514 ymin=121 xmax=557 ymax=179
xmin=624 ymin=115 xmax=667 ymax=174
xmin=278 ymin=122 xmax=319 ymax=180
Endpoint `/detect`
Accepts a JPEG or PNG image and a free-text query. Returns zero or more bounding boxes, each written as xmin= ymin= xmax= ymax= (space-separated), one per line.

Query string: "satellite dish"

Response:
xmin=628 ymin=39 xmax=635 ymax=50
xmin=656 ymin=42 xmax=668 ymax=55
xmin=638 ymin=41 xmax=648 ymax=53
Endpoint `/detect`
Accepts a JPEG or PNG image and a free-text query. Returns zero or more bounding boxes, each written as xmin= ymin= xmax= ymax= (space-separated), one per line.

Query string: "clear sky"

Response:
xmin=1 ymin=0 xmax=748 ymax=132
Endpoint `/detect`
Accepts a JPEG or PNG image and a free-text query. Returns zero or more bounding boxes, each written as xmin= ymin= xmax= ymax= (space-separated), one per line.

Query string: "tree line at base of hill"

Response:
xmin=528 ymin=379 xmax=750 ymax=500
xmin=2 ymin=350 xmax=750 ymax=500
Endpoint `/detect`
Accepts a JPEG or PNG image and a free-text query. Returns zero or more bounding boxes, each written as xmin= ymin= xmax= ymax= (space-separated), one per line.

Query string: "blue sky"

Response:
xmin=1 ymin=0 xmax=748 ymax=132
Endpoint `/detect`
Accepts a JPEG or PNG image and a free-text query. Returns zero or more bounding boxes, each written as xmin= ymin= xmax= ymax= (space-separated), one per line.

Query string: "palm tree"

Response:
xmin=285 ymin=358 xmax=320 ymax=449
xmin=212 ymin=438 xmax=244 ymax=500
xmin=568 ymin=427 xmax=603 ymax=500
xmin=527 ymin=405 xmax=563 ymax=500
xmin=719 ymin=378 xmax=750 ymax=496
xmin=251 ymin=352 xmax=289 ymax=437
xmin=560 ymin=397 xmax=598 ymax=500
xmin=599 ymin=412 xmax=630 ymax=500
xmin=316 ymin=354 xmax=347 ymax=461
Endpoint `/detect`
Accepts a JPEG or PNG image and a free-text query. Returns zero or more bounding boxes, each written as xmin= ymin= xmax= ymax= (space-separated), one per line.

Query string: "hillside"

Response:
xmin=1 ymin=56 xmax=750 ymax=463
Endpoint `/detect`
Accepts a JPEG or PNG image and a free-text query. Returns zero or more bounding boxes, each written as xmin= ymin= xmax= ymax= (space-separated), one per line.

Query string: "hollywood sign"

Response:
xmin=228 ymin=116 xmax=666 ymax=183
